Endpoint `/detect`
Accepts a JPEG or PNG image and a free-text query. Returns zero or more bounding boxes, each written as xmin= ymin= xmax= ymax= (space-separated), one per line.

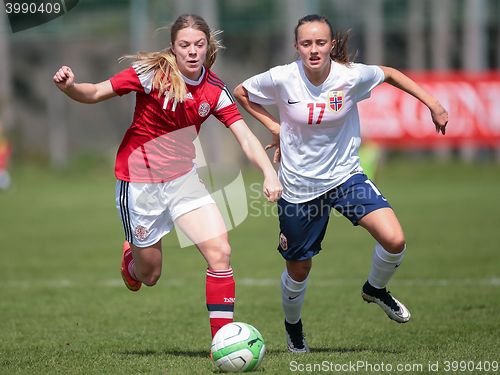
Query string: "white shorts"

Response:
xmin=115 ymin=167 xmax=215 ymax=248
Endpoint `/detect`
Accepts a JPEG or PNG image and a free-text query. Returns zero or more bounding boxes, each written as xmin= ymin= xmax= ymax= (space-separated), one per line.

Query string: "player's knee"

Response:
xmin=142 ymin=271 xmax=161 ymax=286
xmin=291 ymin=269 xmax=309 ymax=282
xmin=220 ymin=241 xmax=232 ymax=257
xmin=208 ymin=240 xmax=232 ymax=269
xmin=287 ymin=262 xmax=311 ymax=282
xmin=217 ymin=240 xmax=232 ymax=260
xmin=383 ymin=233 xmax=406 ymax=254
xmin=136 ymin=266 xmax=161 ymax=286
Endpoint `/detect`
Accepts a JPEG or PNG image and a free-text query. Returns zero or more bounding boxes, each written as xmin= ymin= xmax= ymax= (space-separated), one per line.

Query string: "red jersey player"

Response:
xmin=53 ymin=14 xmax=282 ymax=340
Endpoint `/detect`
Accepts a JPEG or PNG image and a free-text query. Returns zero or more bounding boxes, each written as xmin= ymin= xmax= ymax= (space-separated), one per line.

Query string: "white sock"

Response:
xmin=281 ymin=270 xmax=308 ymax=324
xmin=368 ymin=242 xmax=406 ymax=289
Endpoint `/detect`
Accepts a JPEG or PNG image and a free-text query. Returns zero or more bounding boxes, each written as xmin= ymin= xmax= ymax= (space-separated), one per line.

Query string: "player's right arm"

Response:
xmin=53 ymin=66 xmax=117 ymax=104
xmin=233 ymin=84 xmax=280 ymax=135
xmin=233 ymin=84 xmax=281 ymax=163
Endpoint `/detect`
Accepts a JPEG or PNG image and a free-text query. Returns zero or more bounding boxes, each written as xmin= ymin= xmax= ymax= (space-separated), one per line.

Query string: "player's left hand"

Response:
xmin=263 ymin=174 xmax=282 ymax=202
xmin=430 ymin=102 xmax=448 ymax=135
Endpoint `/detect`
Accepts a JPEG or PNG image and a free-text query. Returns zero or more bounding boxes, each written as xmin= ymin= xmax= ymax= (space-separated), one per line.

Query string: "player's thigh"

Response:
xmin=277 ymin=196 xmax=330 ymax=261
xmin=166 ymin=168 xmax=225 ymax=247
xmin=358 ymin=207 xmax=405 ymax=253
xmin=331 ymin=174 xmax=404 ymax=251
xmin=116 ymin=180 xmax=170 ymax=273
xmin=174 ymin=203 xmax=231 ymax=269
xmin=116 ymin=180 xmax=173 ymax=247
xmin=174 ymin=203 xmax=228 ymax=246
xmin=332 ymin=173 xmax=391 ymax=225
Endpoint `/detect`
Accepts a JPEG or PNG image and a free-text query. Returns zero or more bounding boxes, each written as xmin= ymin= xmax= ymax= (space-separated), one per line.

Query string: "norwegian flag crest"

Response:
xmin=328 ymin=91 xmax=344 ymax=112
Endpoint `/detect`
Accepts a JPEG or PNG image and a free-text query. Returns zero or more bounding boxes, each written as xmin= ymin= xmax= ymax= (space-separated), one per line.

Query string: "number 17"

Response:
xmin=307 ymin=103 xmax=325 ymax=125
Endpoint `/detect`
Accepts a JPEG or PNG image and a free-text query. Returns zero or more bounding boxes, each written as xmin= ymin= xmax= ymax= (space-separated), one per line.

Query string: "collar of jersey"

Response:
xmin=180 ymin=66 xmax=205 ymax=86
xmin=297 ymin=59 xmax=334 ymax=93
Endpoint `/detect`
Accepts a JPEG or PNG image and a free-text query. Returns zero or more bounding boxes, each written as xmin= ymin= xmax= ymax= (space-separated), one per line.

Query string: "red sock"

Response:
xmin=206 ymin=268 xmax=235 ymax=338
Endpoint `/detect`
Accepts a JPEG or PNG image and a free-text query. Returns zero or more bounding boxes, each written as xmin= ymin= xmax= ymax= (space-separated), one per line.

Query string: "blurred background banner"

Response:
xmin=359 ymin=72 xmax=500 ymax=148
xmin=1 ymin=0 xmax=500 ymax=167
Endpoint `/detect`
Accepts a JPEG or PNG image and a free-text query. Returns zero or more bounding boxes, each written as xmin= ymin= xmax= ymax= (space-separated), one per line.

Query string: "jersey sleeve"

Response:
xmin=212 ymin=87 xmax=243 ymax=127
xmin=242 ymin=70 xmax=277 ymax=105
xmin=353 ymin=64 xmax=385 ymax=102
xmin=109 ymin=64 xmax=155 ymax=96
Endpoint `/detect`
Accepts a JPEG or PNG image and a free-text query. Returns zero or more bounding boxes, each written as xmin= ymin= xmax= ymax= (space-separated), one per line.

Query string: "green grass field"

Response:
xmin=1 ymin=160 xmax=499 ymax=374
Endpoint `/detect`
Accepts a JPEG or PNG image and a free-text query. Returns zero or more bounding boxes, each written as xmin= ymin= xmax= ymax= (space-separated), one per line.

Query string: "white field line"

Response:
xmin=3 ymin=277 xmax=500 ymax=289
xmin=238 ymin=277 xmax=500 ymax=287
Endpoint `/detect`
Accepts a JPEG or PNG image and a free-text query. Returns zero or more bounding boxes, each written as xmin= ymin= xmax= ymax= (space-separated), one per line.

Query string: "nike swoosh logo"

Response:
xmin=288 ymin=295 xmax=299 ymax=300
xmin=287 ymin=99 xmax=300 ymax=104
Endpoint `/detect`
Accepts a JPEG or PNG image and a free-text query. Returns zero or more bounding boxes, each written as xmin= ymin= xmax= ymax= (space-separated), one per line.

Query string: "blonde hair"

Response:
xmin=120 ymin=14 xmax=224 ymax=103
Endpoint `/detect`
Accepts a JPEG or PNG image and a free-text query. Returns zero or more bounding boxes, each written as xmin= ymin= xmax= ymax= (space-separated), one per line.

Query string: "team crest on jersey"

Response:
xmin=198 ymin=102 xmax=210 ymax=117
xmin=279 ymin=233 xmax=288 ymax=251
xmin=134 ymin=225 xmax=149 ymax=241
xmin=328 ymin=90 xmax=344 ymax=112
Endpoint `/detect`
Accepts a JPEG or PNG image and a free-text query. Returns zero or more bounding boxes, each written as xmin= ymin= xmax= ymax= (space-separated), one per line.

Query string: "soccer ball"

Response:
xmin=210 ymin=322 xmax=266 ymax=372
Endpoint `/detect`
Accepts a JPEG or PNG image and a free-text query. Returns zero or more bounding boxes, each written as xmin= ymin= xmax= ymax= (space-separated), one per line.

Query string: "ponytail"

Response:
xmin=119 ymin=50 xmax=187 ymax=103
xmin=331 ymin=30 xmax=352 ymax=65
xmin=205 ymin=29 xmax=225 ymax=69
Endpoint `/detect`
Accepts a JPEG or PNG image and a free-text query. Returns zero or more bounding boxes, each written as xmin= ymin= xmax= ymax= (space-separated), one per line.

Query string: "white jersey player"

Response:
xmin=234 ymin=14 xmax=448 ymax=353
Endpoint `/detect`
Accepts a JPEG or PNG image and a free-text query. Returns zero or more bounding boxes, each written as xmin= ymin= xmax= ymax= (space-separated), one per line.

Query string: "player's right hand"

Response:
xmin=53 ymin=66 xmax=75 ymax=92
xmin=263 ymin=173 xmax=283 ymax=202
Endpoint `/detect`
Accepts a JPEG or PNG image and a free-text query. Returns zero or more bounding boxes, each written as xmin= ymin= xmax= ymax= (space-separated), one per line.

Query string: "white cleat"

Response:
xmin=361 ymin=281 xmax=411 ymax=323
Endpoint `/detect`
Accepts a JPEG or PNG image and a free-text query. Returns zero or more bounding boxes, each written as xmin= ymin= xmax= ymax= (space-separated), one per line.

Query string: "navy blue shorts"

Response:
xmin=277 ymin=173 xmax=391 ymax=261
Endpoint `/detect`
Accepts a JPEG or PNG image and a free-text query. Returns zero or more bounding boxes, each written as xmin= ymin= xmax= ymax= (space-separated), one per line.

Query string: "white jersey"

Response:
xmin=243 ymin=60 xmax=385 ymax=203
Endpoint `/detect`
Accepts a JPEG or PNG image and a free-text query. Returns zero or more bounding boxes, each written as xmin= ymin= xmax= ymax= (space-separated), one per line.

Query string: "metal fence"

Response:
xmin=1 ymin=0 xmax=499 ymax=167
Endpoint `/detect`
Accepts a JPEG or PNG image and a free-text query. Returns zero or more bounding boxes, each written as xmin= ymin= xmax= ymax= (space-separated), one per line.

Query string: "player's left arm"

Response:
xmin=380 ymin=66 xmax=448 ymax=135
xmin=229 ymin=120 xmax=282 ymax=202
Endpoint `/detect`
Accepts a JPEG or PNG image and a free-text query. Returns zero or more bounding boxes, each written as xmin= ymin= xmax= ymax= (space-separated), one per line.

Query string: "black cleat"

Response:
xmin=361 ymin=281 xmax=411 ymax=323
xmin=285 ymin=319 xmax=310 ymax=353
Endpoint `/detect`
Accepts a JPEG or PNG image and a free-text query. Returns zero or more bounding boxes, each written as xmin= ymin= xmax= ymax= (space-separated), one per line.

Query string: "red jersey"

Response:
xmin=109 ymin=64 xmax=242 ymax=183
